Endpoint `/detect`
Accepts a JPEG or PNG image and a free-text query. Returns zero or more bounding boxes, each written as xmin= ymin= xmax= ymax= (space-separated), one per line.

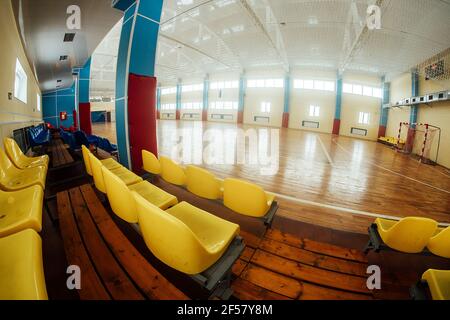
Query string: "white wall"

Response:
xmin=0 ymin=1 xmax=42 ymax=145
xmin=160 ymin=88 xmax=176 ymax=120
xmin=243 ymin=69 xmax=285 ymax=127
xmin=386 ymin=73 xmax=411 ymax=138
xmin=289 ymin=68 xmax=337 ymax=133
xmin=340 ymin=73 xmax=382 ymax=141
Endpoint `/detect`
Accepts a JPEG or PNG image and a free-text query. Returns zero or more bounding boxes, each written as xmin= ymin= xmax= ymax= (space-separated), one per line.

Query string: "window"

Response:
xmin=161 ymin=87 xmax=177 ymax=95
xmin=37 ymin=94 xmax=41 ymax=111
xmin=260 ymin=102 xmax=271 ymax=113
xmin=182 ymin=83 xmax=203 ymax=93
xmin=294 ymin=79 xmax=335 ymax=92
xmin=309 ymin=105 xmax=320 ymax=117
xmin=210 ymin=80 xmax=238 ymax=90
xmin=343 ymin=83 xmax=382 ymax=99
xmin=247 ymin=78 xmax=284 ymax=88
xmin=181 ymin=102 xmax=202 ymax=110
xmin=210 ymin=101 xmax=238 ymax=110
xmin=358 ymin=112 xmax=370 ymax=125
xmin=161 ymin=103 xmax=176 ymax=110
xmin=303 ymin=80 xmax=314 ymax=89
xmin=14 ymin=58 xmax=27 ymax=103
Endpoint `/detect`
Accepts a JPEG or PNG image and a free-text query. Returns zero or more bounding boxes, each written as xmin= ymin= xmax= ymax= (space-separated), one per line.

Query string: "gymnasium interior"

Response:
xmin=0 ymin=0 xmax=449 ymax=302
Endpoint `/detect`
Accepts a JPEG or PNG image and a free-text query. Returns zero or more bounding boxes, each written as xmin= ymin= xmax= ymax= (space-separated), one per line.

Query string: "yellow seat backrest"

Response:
xmin=133 ymin=192 xmax=209 ymax=275
xmin=142 ymin=150 xmax=161 ymax=175
xmin=422 ymin=269 xmax=450 ymax=300
xmin=377 ymin=217 xmax=437 ymax=253
xmin=4 ymin=138 xmax=24 ymax=165
xmin=102 ymin=166 xmax=137 ymax=223
xmin=427 ymin=226 xmax=450 ymax=259
xmin=81 ymin=145 xmax=93 ymax=176
xmin=223 ymin=178 xmax=269 ymax=217
xmin=88 ymin=153 xmax=107 ymax=193
xmin=159 ymin=156 xmax=186 ymax=186
xmin=0 ymin=148 xmax=16 ymax=180
xmin=186 ymin=165 xmax=222 ymax=200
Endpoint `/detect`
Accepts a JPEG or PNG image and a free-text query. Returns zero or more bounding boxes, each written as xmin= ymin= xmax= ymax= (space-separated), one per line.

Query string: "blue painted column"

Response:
xmin=378 ymin=76 xmax=390 ymax=138
xmin=410 ymin=69 xmax=419 ymax=126
xmin=202 ymin=76 xmax=209 ymax=121
xmin=238 ymin=74 xmax=246 ymax=124
xmin=176 ymin=81 xmax=182 ymax=120
xmin=75 ymin=58 xmax=92 ymax=134
xmin=282 ymin=73 xmax=291 ymax=128
xmin=114 ymin=0 xmax=163 ymax=171
xmin=333 ymin=73 xmax=343 ymax=135
xmin=156 ymin=86 xmax=161 ymax=119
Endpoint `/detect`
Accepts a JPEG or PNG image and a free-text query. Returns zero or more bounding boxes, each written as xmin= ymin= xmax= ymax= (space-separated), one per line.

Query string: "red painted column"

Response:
xmin=79 ymin=102 xmax=92 ymax=135
xmin=237 ymin=111 xmax=244 ymax=124
xmin=332 ymin=119 xmax=341 ymax=135
xmin=282 ymin=113 xmax=289 ymax=128
xmin=378 ymin=125 xmax=386 ymax=138
xmin=127 ymin=73 xmax=158 ymax=174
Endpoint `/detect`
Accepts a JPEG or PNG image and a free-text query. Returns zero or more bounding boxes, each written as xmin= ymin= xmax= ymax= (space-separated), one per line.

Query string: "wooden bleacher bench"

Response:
xmin=56 ymin=184 xmax=188 ymax=300
xmin=50 ymin=139 xmax=74 ymax=168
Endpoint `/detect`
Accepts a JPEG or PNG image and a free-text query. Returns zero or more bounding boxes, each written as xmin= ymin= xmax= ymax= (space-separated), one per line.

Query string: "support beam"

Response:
xmin=282 ymin=73 xmax=291 ymax=128
xmin=410 ymin=69 xmax=419 ymax=126
xmin=114 ymin=0 xmax=163 ymax=172
xmin=333 ymin=74 xmax=343 ymax=135
xmin=378 ymin=76 xmax=390 ymax=138
xmin=203 ymin=76 xmax=209 ymax=121
xmin=176 ymin=81 xmax=182 ymax=120
xmin=238 ymin=74 xmax=246 ymax=124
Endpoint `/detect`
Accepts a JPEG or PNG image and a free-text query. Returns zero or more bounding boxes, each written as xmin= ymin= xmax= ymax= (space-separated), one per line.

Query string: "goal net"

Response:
xmin=396 ymin=123 xmax=441 ymax=164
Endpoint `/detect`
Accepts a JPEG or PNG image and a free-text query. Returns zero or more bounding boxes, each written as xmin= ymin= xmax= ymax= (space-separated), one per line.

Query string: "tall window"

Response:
xmin=161 ymin=87 xmax=177 ymax=95
xmin=343 ymin=83 xmax=382 ymax=99
xmin=14 ymin=58 xmax=27 ymax=103
xmin=358 ymin=112 xmax=370 ymax=125
xmin=309 ymin=105 xmax=320 ymax=117
xmin=182 ymin=84 xmax=203 ymax=93
xmin=248 ymin=79 xmax=283 ymax=88
xmin=210 ymin=81 xmax=238 ymax=89
xmin=37 ymin=94 xmax=41 ymax=111
xmin=260 ymin=102 xmax=271 ymax=113
xmin=294 ymin=79 xmax=335 ymax=92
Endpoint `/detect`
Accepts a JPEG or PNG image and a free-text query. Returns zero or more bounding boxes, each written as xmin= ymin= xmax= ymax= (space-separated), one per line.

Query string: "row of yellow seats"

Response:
xmin=82 ymin=146 xmax=240 ymax=275
xmin=0 ymin=138 xmax=47 ymax=238
xmin=0 ymin=139 xmax=48 ymax=300
xmin=375 ymin=217 xmax=450 ymax=258
xmin=142 ymin=151 xmax=276 ymax=218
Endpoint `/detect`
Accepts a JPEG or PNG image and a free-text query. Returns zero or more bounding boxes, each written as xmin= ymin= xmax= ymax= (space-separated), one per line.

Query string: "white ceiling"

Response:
xmin=90 ymin=0 xmax=450 ymax=97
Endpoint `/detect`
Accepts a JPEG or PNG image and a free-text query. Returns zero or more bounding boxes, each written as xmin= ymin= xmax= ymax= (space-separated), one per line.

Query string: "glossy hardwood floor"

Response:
xmin=92 ymin=120 xmax=450 ymax=234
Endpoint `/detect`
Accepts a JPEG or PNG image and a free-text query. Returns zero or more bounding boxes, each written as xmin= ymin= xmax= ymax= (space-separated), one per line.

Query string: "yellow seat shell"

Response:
xmin=142 ymin=150 xmax=161 ymax=175
xmin=0 ymin=229 xmax=48 ymax=300
xmin=0 ymin=185 xmax=43 ymax=238
xmin=133 ymin=194 xmax=240 ymax=275
xmin=427 ymin=226 xmax=450 ymax=259
xmin=102 ymin=166 xmax=178 ymax=223
xmin=0 ymin=148 xmax=46 ymax=191
xmin=82 ymin=145 xmax=121 ymax=176
xmin=159 ymin=156 xmax=186 ymax=186
xmin=422 ymin=269 xmax=450 ymax=300
xmin=223 ymin=178 xmax=274 ymax=218
xmin=4 ymin=138 xmax=49 ymax=169
xmin=186 ymin=165 xmax=223 ymax=200
xmin=375 ymin=217 xmax=437 ymax=253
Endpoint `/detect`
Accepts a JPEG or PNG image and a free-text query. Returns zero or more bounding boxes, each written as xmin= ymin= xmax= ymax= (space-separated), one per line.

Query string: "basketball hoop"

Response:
xmin=396 ymin=122 xmax=441 ymax=165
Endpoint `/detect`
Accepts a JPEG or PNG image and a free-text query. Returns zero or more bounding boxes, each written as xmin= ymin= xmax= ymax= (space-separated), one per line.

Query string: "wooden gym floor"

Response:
xmin=92 ymin=120 xmax=450 ymax=235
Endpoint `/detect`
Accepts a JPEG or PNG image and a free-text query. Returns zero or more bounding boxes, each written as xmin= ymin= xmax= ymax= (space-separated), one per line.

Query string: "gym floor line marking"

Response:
xmin=271 ymin=192 xmax=450 ymax=228
xmin=331 ymin=139 xmax=450 ymax=195
xmin=317 ymin=136 xmax=335 ymax=167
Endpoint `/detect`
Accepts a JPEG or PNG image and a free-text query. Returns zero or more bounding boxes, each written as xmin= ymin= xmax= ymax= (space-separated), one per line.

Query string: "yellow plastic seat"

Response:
xmin=159 ymin=156 xmax=186 ymax=186
xmin=133 ymin=194 xmax=240 ymax=275
xmin=0 ymin=186 xmax=43 ymax=238
xmin=89 ymin=153 xmax=142 ymax=193
xmin=223 ymin=178 xmax=275 ymax=218
xmin=427 ymin=226 xmax=450 ymax=258
xmin=422 ymin=269 xmax=450 ymax=300
xmin=185 ymin=165 xmax=223 ymax=200
xmin=375 ymin=217 xmax=438 ymax=253
xmin=142 ymin=150 xmax=161 ymax=175
xmin=81 ymin=145 xmax=122 ymax=176
xmin=0 ymin=148 xmax=46 ymax=191
xmin=4 ymin=138 xmax=49 ymax=169
xmin=102 ymin=166 xmax=178 ymax=223
xmin=0 ymin=229 xmax=48 ymax=300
